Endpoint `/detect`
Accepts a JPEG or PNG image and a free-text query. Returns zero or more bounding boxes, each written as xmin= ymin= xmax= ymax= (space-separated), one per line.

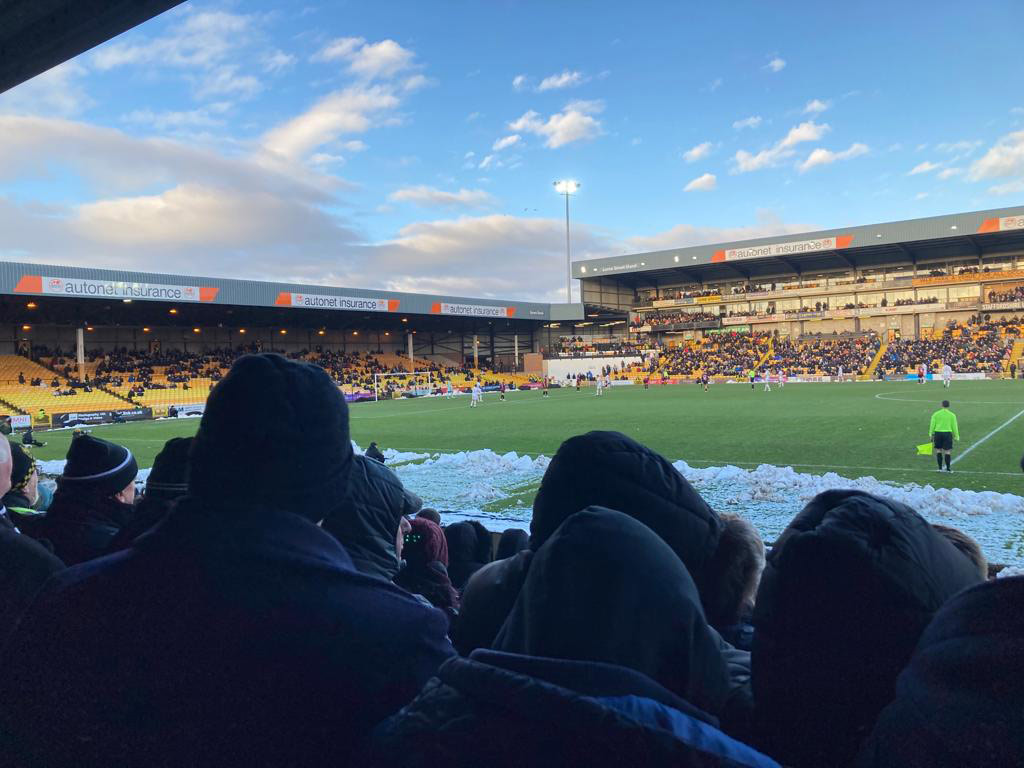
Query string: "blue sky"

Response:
xmin=0 ymin=0 xmax=1022 ymax=301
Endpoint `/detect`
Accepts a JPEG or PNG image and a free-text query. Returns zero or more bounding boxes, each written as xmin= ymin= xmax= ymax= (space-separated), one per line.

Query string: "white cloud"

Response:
xmin=389 ymin=185 xmax=493 ymax=208
xmin=988 ymin=180 xmax=1024 ymax=196
xmin=967 ymin=131 xmax=1024 ymax=181
xmin=196 ymin=65 xmax=262 ymax=99
xmin=935 ymin=140 xmax=982 ymax=155
xmin=0 ymin=60 xmax=92 ymax=117
xmin=765 ymin=57 xmax=786 ymax=73
xmin=684 ymin=173 xmax=716 ymax=191
xmin=631 ymin=137 xmax=643 ymax=146
xmin=478 ymin=154 xmax=495 ymax=169
xmin=312 ymin=37 xmax=416 ymax=80
xmin=733 ymin=121 xmax=830 ymax=173
xmin=733 ymin=115 xmax=762 ymax=130
xmin=798 ymin=142 xmax=868 ymax=172
xmin=508 ymin=100 xmax=603 ymax=148
xmin=512 ymin=74 xmax=528 ymax=91
xmin=683 ymin=141 xmax=713 ymax=163
xmin=537 ymin=70 xmax=585 ymax=91
xmin=120 ymin=105 xmax=230 ymax=132
xmin=260 ymin=85 xmax=400 ymax=162
xmin=624 ymin=210 xmax=809 ymax=253
xmin=937 ymin=167 xmax=962 ymax=179
xmin=908 ymin=160 xmax=940 ymax=175
xmin=915 ymin=192 xmax=929 ymax=200
xmin=492 ymin=134 xmax=522 ymax=151
xmin=887 ymin=143 xmax=903 ymax=152
xmin=263 ymin=50 xmax=296 ymax=74
xmin=708 ymin=78 xmax=723 ymax=92
xmin=466 ymin=111 xmax=482 ymax=121
xmin=1012 ymin=107 xmax=1024 ymax=115
xmin=803 ymin=99 xmax=829 ymax=114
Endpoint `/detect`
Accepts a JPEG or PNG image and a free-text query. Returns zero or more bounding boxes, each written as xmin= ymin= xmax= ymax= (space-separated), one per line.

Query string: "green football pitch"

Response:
xmin=25 ymin=380 xmax=1024 ymax=495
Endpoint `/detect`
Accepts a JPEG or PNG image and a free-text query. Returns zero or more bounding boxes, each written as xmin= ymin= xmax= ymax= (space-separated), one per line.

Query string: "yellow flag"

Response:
xmin=916 ymin=443 xmax=933 ymax=456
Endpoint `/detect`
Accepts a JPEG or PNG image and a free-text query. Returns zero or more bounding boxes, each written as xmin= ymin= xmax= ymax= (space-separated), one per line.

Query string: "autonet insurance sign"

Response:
xmin=14 ymin=275 xmax=219 ymax=302
xmin=274 ymin=292 xmax=400 ymax=312
xmin=712 ymin=234 xmax=854 ymax=263
xmin=430 ymin=302 xmax=516 ymax=318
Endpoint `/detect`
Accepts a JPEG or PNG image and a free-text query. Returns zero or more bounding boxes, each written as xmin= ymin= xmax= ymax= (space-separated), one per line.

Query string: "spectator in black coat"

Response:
xmin=0 ymin=354 xmax=454 ymax=768
xmin=364 ymin=441 xmax=386 ymax=464
xmin=107 ymin=437 xmax=192 ymax=553
xmin=495 ymin=527 xmax=529 ymax=560
xmin=36 ymin=435 xmax=138 ymax=565
xmin=454 ymin=431 xmax=722 ymax=654
xmin=322 ymin=454 xmax=422 ymax=581
xmin=369 ymin=508 xmax=779 ymax=768
xmin=752 ymin=490 xmax=983 ymax=767
xmin=443 ymin=519 xmax=493 ymax=589
xmin=856 ymin=576 xmax=1024 ymax=768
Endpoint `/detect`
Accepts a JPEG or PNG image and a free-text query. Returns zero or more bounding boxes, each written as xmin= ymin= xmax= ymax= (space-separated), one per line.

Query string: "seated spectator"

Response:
xmin=856 ymin=576 xmax=1024 ymax=768
xmin=703 ymin=514 xmax=765 ymax=651
xmin=0 ymin=438 xmax=64 ymax=646
xmin=364 ymin=441 xmax=386 ymax=464
xmin=370 ymin=508 xmax=779 ymax=767
xmin=0 ymin=353 xmax=453 ymax=767
xmin=752 ymin=490 xmax=983 ymax=767
xmin=107 ymin=437 xmax=192 ymax=553
xmin=416 ymin=507 xmax=441 ymax=525
xmin=2 ymin=442 xmax=47 ymax=539
xmin=495 ymin=527 xmax=529 ymax=560
xmin=322 ymin=454 xmax=422 ymax=581
xmin=444 ymin=519 xmax=493 ymax=590
xmin=36 ymin=435 xmax=138 ymax=565
xmin=931 ymin=523 xmax=988 ymax=580
xmin=394 ymin=516 xmax=460 ymax=624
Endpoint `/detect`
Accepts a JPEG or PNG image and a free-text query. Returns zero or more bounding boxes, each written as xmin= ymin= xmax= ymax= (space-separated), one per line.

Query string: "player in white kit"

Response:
xmin=594 ymin=375 xmax=604 ymax=396
xmin=941 ymin=361 xmax=952 ymax=389
xmin=470 ymin=382 xmax=482 ymax=407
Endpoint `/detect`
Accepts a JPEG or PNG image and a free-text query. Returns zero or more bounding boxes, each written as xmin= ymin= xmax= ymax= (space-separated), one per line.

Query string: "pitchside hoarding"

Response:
xmin=52 ymin=408 xmax=153 ymax=428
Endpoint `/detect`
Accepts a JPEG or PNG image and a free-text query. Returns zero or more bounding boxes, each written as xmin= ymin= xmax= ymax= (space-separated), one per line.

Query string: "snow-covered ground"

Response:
xmin=38 ymin=446 xmax=1024 ymax=566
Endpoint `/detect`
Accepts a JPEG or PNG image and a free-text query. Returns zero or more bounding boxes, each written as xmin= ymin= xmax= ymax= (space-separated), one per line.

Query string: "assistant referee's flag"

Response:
xmin=916 ymin=442 xmax=933 ymax=456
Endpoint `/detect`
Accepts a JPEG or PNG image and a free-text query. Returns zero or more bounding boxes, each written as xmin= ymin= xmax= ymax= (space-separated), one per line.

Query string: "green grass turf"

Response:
xmin=25 ymin=381 xmax=1024 ymax=495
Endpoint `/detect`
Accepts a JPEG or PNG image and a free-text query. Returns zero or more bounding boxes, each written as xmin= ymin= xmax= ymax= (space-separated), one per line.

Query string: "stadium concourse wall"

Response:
xmin=544 ymin=356 xmax=644 ymax=380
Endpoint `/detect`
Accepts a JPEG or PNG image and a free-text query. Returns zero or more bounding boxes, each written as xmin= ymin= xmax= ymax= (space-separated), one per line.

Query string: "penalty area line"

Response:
xmin=951 ymin=407 xmax=1024 ymax=466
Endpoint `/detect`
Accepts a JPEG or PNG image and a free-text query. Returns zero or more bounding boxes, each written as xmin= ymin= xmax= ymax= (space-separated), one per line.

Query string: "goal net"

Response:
xmin=373 ymin=371 xmax=435 ymax=401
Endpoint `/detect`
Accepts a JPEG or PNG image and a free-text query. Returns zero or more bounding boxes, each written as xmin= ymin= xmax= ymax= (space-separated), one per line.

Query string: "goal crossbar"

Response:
xmin=373 ymin=370 xmax=435 ymax=402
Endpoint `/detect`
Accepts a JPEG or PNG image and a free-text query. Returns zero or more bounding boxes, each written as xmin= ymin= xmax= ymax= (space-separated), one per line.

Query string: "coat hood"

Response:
xmin=321 ymin=455 xmax=421 ymax=581
xmin=496 ymin=507 xmax=731 ymax=716
xmin=443 ymin=520 xmax=492 ymax=589
xmin=856 ymin=576 xmax=1024 ymax=768
xmin=530 ymin=431 xmax=722 ymax=598
xmin=752 ymin=489 xmax=983 ymax=767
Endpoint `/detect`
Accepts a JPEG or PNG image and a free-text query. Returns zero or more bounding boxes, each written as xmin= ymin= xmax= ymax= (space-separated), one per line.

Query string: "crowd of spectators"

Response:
xmin=882 ymin=324 xmax=1009 ymax=375
xmin=548 ymin=337 xmax=645 ymax=358
xmin=987 ymin=285 xmax=1024 ymax=304
xmin=659 ymin=331 xmax=771 ymax=377
xmin=0 ymin=354 xmax=1016 ymax=767
xmin=633 ymin=311 xmax=720 ymax=329
xmin=769 ymin=335 xmax=880 ymax=376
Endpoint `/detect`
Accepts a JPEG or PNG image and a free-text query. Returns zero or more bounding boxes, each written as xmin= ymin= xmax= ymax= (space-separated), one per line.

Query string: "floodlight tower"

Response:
xmin=553 ymin=180 xmax=579 ymax=303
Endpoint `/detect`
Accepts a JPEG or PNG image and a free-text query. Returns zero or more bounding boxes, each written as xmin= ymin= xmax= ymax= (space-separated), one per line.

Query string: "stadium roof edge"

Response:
xmin=574 ymin=205 xmax=1024 ymax=281
xmin=0 ymin=260 xmax=583 ymax=322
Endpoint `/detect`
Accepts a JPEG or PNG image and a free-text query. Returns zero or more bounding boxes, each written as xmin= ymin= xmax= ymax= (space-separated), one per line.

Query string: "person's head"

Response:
xmin=145 ymin=437 xmax=193 ymax=503
xmin=395 ymin=515 xmax=412 ymax=562
xmin=8 ymin=442 xmax=39 ymax=506
xmin=942 ymin=399 xmax=950 ymax=408
xmin=58 ymin=434 xmax=138 ymax=505
xmin=702 ymin=514 xmax=765 ymax=628
xmin=531 ymin=431 xmax=722 ymax=603
xmin=495 ymin=527 xmax=530 ymax=560
xmin=932 ymin=524 xmax=988 ymax=580
xmin=752 ymin=489 xmax=984 ymax=767
xmin=403 ymin=516 xmax=449 ymax=569
xmin=495 ymin=507 xmax=730 ymax=716
xmin=188 ymin=354 xmax=353 ymax=523
xmin=416 ymin=507 xmax=441 ymax=525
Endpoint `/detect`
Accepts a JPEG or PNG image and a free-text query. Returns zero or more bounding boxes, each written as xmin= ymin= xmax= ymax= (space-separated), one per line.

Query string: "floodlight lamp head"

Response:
xmin=554 ymin=180 xmax=579 ymax=194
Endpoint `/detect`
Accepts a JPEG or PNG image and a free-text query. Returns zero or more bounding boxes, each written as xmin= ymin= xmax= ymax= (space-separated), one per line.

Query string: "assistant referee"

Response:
xmin=929 ymin=399 xmax=959 ymax=472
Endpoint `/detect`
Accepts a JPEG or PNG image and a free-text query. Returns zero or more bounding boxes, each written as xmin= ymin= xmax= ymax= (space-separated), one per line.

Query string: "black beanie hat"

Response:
xmin=61 ymin=434 xmax=138 ymax=497
xmin=9 ymin=441 xmax=36 ymax=491
xmin=145 ymin=437 xmax=193 ymax=501
xmin=188 ymin=354 xmax=353 ymax=520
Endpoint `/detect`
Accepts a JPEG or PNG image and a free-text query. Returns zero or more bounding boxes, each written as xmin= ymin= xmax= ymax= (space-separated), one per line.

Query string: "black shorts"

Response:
xmin=933 ymin=432 xmax=953 ymax=451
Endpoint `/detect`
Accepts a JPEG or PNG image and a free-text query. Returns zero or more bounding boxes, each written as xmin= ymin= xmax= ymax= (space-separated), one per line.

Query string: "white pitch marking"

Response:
xmin=951 ymin=407 xmax=1024 ymax=466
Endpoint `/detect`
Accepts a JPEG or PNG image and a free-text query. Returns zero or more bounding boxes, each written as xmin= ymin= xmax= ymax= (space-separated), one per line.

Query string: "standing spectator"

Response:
xmin=37 ymin=435 xmax=137 ymax=565
xmin=0 ymin=354 xmax=454 ymax=768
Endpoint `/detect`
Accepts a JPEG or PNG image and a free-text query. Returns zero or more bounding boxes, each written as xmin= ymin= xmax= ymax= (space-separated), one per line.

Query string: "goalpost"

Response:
xmin=373 ymin=371 xmax=435 ymax=402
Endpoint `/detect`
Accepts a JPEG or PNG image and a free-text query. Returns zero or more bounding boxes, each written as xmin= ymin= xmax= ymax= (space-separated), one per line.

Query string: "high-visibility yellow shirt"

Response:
xmin=929 ymin=408 xmax=959 ymax=440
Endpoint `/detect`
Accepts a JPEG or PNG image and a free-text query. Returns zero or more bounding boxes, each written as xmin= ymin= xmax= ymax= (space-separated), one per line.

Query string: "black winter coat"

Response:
xmin=856 ymin=576 xmax=1024 ymax=768
xmin=0 ymin=497 xmax=454 ymax=768
xmin=36 ymin=489 xmax=135 ymax=565
xmin=369 ymin=651 xmax=780 ymax=768
xmin=0 ymin=527 xmax=64 ymax=646
xmin=752 ymin=490 xmax=983 ymax=767
xmin=443 ymin=520 xmax=493 ymax=589
xmin=321 ymin=455 xmax=422 ymax=581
